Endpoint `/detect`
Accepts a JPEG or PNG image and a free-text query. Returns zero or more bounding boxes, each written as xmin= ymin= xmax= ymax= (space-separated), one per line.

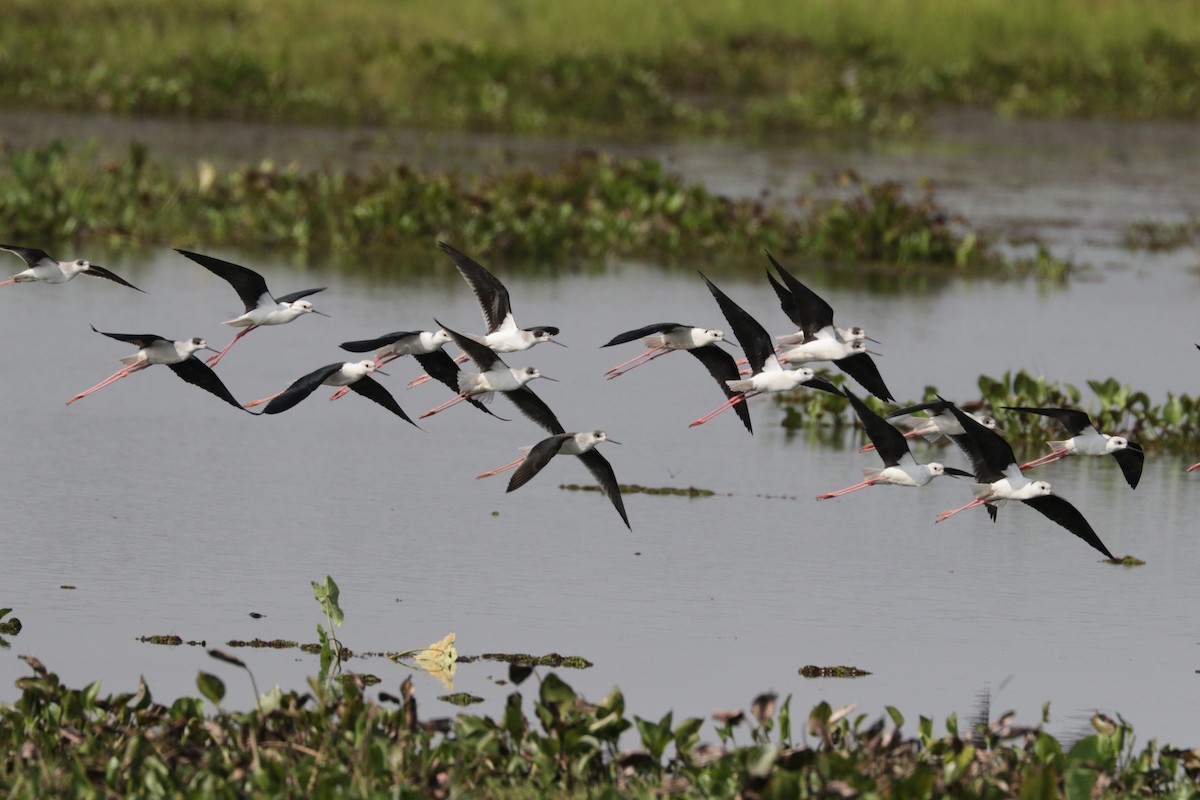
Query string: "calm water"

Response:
xmin=1 ymin=112 xmax=1199 ymax=745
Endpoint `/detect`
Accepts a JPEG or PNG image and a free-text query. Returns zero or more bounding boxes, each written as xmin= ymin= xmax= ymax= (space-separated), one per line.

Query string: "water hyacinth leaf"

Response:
xmin=311 ymin=575 xmax=344 ymax=627
xmin=196 ymin=671 xmax=225 ymax=707
xmin=885 ymin=705 xmax=904 ymax=729
xmin=539 ymin=672 xmax=577 ymax=708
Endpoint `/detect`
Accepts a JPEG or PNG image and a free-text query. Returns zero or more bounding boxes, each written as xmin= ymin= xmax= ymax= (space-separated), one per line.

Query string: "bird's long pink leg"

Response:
xmin=409 ymin=353 xmax=467 ymax=388
xmin=329 ymin=386 xmax=351 ymax=401
xmin=66 ymin=362 xmax=150 ymax=405
xmin=0 ymin=278 xmax=16 ymax=287
xmin=244 ymin=390 xmax=283 ymax=409
xmin=689 ymin=392 xmax=755 ymax=428
xmin=373 ymin=354 xmax=401 ymax=368
xmin=420 ymin=393 xmax=467 ymax=418
xmin=206 ymin=326 xmax=257 ymax=368
xmin=935 ymin=498 xmax=988 ymax=523
xmin=475 ymin=456 xmax=525 ymax=479
xmin=816 ymin=480 xmax=876 ymax=500
xmin=1020 ymin=450 xmax=1068 ymax=470
xmin=603 ymin=346 xmax=667 ymax=378
xmin=1186 ymin=460 xmax=1200 ymax=473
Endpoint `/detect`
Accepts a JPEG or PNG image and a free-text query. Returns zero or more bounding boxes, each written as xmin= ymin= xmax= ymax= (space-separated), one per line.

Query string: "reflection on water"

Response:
xmin=1 ymin=112 xmax=1199 ymax=745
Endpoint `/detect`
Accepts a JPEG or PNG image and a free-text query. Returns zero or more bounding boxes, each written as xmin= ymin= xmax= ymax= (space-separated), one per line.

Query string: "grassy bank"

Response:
xmin=2 ymin=656 xmax=1196 ymax=797
xmin=0 ymin=142 xmax=1064 ymax=277
xmin=2 ymin=1 xmax=1199 ymax=135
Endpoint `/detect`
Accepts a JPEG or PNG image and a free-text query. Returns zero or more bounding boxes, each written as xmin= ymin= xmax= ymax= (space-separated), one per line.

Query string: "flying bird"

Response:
xmin=764 ymin=252 xmax=893 ymax=401
xmin=1007 ymin=406 xmax=1144 ymax=489
xmin=419 ymin=320 xmax=562 ymax=434
xmin=817 ymin=388 xmax=972 ymax=499
xmin=66 ymin=327 xmax=246 ymax=410
xmin=934 ymin=403 xmax=1114 ymax=560
xmin=602 ymin=322 xmax=752 ymax=433
xmin=690 ymin=274 xmax=839 ymax=428
xmin=476 ymin=430 xmax=630 ymax=529
xmin=176 ymin=248 xmax=327 ymax=367
xmin=245 ymin=361 xmax=417 ymax=426
xmin=861 ymin=398 xmax=999 ymax=453
xmin=1 ymin=244 xmax=144 ymax=292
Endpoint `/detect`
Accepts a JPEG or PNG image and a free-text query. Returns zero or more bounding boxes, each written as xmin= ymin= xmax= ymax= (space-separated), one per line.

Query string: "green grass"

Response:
xmin=3 ymin=0 xmax=1200 ymax=134
xmin=0 ymin=141 xmax=1065 ymax=277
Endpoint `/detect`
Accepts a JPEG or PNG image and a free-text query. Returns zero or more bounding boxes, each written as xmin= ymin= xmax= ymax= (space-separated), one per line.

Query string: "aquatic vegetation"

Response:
xmin=561 ymin=482 xmax=717 ymax=497
xmin=780 ymin=369 xmax=1200 ymax=456
xmin=1123 ymin=220 xmax=1200 ymax=251
xmin=136 ymin=634 xmax=185 ymax=646
xmin=480 ymin=652 xmax=594 ymax=669
xmin=4 ymin=1 xmax=1200 ymax=134
xmin=311 ymin=574 xmax=345 ymax=683
xmin=799 ymin=665 xmax=872 ymax=678
xmin=225 ymin=638 xmax=298 ymax=649
xmin=0 ymin=142 xmax=1070 ymax=276
xmin=2 ymin=656 xmax=1196 ymax=797
xmin=0 ymin=609 xmax=20 ymax=648
xmin=438 ymin=692 xmax=485 ymax=707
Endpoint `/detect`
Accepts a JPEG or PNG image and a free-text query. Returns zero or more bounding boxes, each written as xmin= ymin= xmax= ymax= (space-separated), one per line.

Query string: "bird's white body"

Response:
xmin=325 ymin=361 xmax=379 ymax=387
xmin=5 ymin=255 xmax=91 ymax=284
xmin=383 ymin=330 xmax=453 ymax=358
xmin=778 ymin=330 xmax=866 ymax=365
xmin=122 ymin=337 xmax=211 ymax=367
xmin=557 ymin=430 xmax=609 ymax=456
xmin=776 ymin=324 xmax=867 ymax=347
xmin=969 ymin=465 xmax=1052 ymax=508
xmin=646 ymin=327 xmax=725 ymax=350
xmin=225 ymin=297 xmax=320 ymax=328
xmin=727 ymin=357 xmax=816 ymax=394
xmin=463 ymin=315 xmax=556 ymax=353
xmin=457 ymin=365 xmax=544 ymax=397
xmin=1046 ymin=429 xmax=1127 ymax=457
xmin=901 ymin=410 xmax=998 ymax=441
xmin=862 ymin=454 xmax=947 ymax=489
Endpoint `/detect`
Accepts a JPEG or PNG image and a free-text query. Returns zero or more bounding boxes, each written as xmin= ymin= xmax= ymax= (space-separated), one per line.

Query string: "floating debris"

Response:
xmin=59 ymin=585 xmax=76 ymax=590
xmin=226 ymin=639 xmax=298 ymax=649
xmin=560 ymin=483 xmax=715 ymax=497
xmin=439 ymin=692 xmax=485 ymax=707
xmin=1107 ymin=556 xmax=1146 ymax=566
xmin=336 ymin=673 xmax=381 ymax=688
xmin=248 ymin=612 xmax=265 ymax=618
xmin=0 ymin=609 xmax=21 ymax=637
xmin=138 ymin=635 xmax=183 ymax=646
xmin=480 ymin=652 xmax=593 ymax=669
xmin=799 ymin=665 xmax=872 ymax=678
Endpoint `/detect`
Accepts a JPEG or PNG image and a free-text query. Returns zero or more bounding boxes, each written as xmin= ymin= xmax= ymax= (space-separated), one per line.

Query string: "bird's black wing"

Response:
xmin=602 ymin=323 xmax=687 ymax=347
xmin=579 ymin=449 xmax=631 ymax=530
xmin=1 ymin=244 xmax=52 ymax=269
xmin=439 ymin=241 xmax=511 ymax=334
xmin=413 ymin=351 xmax=508 ymax=420
xmin=687 ymin=345 xmax=752 ymax=434
xmin=1111 ymin=443 xmax=1145 ymax=489
xmin=274 ymin=287 xmax=326 ymax=304
xmin=1004 ymin=406 xmax=1092 ymax=437
xmin=505 ymin=386 xmax=565 ymax=435
xmin=1020 ymin=494 xmax=1114 ymax=559
xmin=766 ymin=252 xmax=834 ymax=338
xmin=886 ymin=399 xmax=951 ymax=419
xmin=507 ymin=434 xmax=574 ymax=492
xmin=167 ymin=358 xmax=250 ymax=412
xmin=765 ymin=271 xmax=805 ymax=331
xmin=176 ymin=248 xmax=271 ymax=311
xmin=802 ymin=376 xmax=842 ymax=395
xmin=261 ymin=363 xmax=344 ymax=415
xmin=835 ymin=352 xmax=895 ymax=402
xmin=700 ymin=274 xmax=773 ymax=376
xmin=844 ymin=388 xmax=910 ymax=467
xmin=436 ymin=319 xmax=504 ymax=372
xmin=340 ymin=331 xmax=423 ymax=353
xmin=90 ymin=325 xmax=168 ymax=350
xmin=348 ymin=375 xmax=419 ymax=427
xmin=946 ymin=404 xmax=1015 ymax=482
xmin=82 ymin=266 xmax=146 ymax=293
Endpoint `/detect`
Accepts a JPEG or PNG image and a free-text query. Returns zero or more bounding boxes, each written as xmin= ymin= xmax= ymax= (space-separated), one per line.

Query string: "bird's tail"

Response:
xmin=725 ymin=379 xmax=754 ymax=393
xmin=641 ymin=333 xmax=667 ymax=348
xmin=969 ymin=483 xmax=993 ymax=500
xmin=1046 ymin=440 xmax=1069 ymax=451
xmin=860 ymin=467 xmax=884 ymax=480
xmin=119 ymin=353 xmax=147 ymax=367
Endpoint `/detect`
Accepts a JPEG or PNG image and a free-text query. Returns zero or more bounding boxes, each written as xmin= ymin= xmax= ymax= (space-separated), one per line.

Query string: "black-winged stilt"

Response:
xmin=66 ymin=327 xmax=246 ymax=410
xmin=245 ymin=361 xmax=417 ymax=425
xmin=860 ymin=398 xmax=999 ymax=453
xmin=934 ymin=403 xmax=1114 ymax=559
xmin=476 ymin=430 xmax=630 ymax=529
xmin=817 ymin=388 xmax=972 ymax=499
xmin=602 ymin=323 xmax=752 ymax=434
xmin=764 ymin=253 xmax=893 ymax=401
xmin=420 ymin=320 xmax=562 ymax=434
xmin=1007 ymin=406 xmax=1144 ymax=489
xmin=1 ymin=244 xmax=144 ymax=292
xmin=689 ymin=274 xmax=839 ymax=428
xmin=176 ymin=248 xmax=327 ymax=367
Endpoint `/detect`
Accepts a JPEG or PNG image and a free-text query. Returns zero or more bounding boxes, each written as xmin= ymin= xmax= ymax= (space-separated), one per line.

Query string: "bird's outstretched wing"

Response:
xmin=261 ymin=363 xmax=345 ymax=415
xmin=579 ymin=449 xmax=631 ymax=530
xmin=439 ymin=241 xmax=512 ymax=334
xmin=90 ymin=325 xmax=168 ymax=350
xmin=167 ymin=358 xmax=250 ymax=412
xmin=835 ymin=352 xmax=894 ymax=402
xmin=0 ymin=244 xmax=52 ymax=269
xmin=1112 ymin=443 xmax=1144 ymax=489
xmin=1021 ymin=494 xmax=1114 ymax=559
xmin=176 ymin=248 xmax=273 ymax=311
xmin=348 ymin=376 xmax=419 ymax=427
xmin=602 ymin=323 xmax=687 ymax=347
xmin=687 ymin=345 xmax=753 ymax=434
xmin=82 ymin=265 xmax=146 ymax=293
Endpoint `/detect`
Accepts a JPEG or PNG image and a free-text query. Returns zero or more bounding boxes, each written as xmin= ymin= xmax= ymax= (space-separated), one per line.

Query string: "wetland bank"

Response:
xmin=3 ymin=1 xmax=1200 ymax=795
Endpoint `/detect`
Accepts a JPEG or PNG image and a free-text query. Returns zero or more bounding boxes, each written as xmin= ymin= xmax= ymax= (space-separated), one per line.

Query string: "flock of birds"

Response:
xmin=1 ymin=241 xmax=1177 ymax=557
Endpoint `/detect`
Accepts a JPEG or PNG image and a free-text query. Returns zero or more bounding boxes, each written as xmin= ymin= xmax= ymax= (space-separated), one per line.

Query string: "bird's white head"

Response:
xmin=974 ymin=414 xmax=999 ymax=431
xmin=430 ymin=329 xmax=453 ymax=347
xmin=519 ymin=366 xmax=555 ymax=384
xmin=73 ymin=259 xmax=89 ymax=269
xmin=289 ymin=299 xmax=329 ymax=318
xmin=1107 ymin=435 xmax=1129 ymax=452
xmin=700 ymin=329 xmax=725 ymax=345
xmin=183 ymin=337 xmax=214 ymax=356
xmin=1031 ymin=480 xmax=1053 ymax=496
xmin=928 ymin=462 xmax=945 ymax=476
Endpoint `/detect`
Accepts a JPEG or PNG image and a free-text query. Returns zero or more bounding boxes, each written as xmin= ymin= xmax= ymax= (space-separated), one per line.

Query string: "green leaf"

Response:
xmin=885 ymin=705 xmax=904 ymax=729
xmin=196 ymin=671 xmax=225 ymax=706
xmin=1064 ymin=766 xmax=1098 ymax=800
xmin=539 ymin=672 xmax=577 ymax=708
